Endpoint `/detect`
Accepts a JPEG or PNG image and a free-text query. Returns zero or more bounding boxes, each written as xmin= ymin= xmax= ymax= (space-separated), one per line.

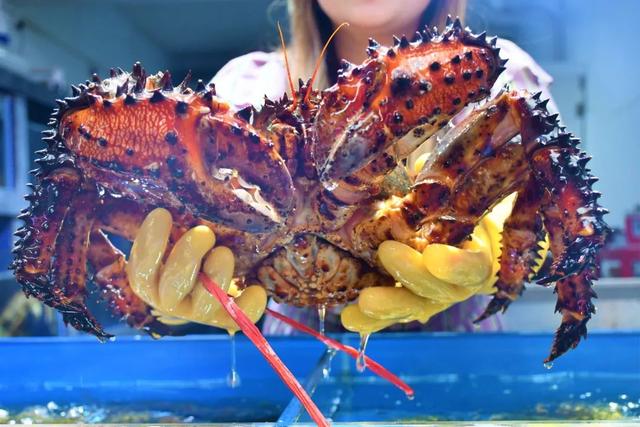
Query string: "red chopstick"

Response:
xmin=266 ymin=308 xmax=415 ymax=398
xmin=199 ymin=274 xmax=329 ymax=427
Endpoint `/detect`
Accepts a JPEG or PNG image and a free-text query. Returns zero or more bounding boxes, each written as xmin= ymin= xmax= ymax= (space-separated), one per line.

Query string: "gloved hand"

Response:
xmin=341 ymin=193 xmax=538 ymax=334
xmin=126 ymin=208 xmax=267 ymax=332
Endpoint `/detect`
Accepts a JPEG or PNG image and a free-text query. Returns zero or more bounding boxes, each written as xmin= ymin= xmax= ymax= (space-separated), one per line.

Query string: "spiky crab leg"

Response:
xmin=59 ymin=66 xmax=294 ymax=232
xmin=531 ymin=140 xmax=608 ymax=361
xmin=350 ymin=90 xmax=544 ymax=260
xmin=475 ymin=178 xmax=545 ymax=321
xmin=350 ymin=90 xmax=608 ymax=361
xmin=88 ymin=229 xmax=169 ymax=335
xmin=11 ymin=167 xmax=111 ymax=338
xmin=311 ymin=18 xmax=506 ymax=229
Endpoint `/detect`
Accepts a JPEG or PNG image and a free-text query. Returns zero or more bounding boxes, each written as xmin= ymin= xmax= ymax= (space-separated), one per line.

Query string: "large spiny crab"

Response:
xmin=11 ymin=18 xmax=608 ymax=362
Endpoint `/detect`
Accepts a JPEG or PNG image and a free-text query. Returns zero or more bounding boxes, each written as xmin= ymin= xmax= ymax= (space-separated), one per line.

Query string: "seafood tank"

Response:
xmin=0 ymin=332 xmax=638 ymax=424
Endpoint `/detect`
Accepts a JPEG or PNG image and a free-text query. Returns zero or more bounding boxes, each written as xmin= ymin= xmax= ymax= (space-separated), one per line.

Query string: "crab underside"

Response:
xmin=11 ymin=18 xmax=608 ymax=362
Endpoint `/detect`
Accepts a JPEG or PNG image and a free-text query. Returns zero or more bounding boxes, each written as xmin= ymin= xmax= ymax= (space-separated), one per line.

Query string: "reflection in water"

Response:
xmin=306 ymin=371 xmax=640 ymax=422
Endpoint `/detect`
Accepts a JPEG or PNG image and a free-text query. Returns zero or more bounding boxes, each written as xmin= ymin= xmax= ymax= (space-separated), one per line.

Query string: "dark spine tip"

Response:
xmin=132 ymin=61 xmax=143 ymax=74
xmin=445 ymin=15 xmax=453 ymax=27
xmin=399 ymin=35 xmax=410 ymax=49
xmin=536 ymin=99 xmax=550 ymax=110
xmin=149 ymin=90 xmax=165 ymax=103
xmin=464 ymin=31 xmax=488 ymax=46
xmin=236 ymin=105 xmax=253 ymax=123
xmin=132 ymin=62 xmax=147 ymax=92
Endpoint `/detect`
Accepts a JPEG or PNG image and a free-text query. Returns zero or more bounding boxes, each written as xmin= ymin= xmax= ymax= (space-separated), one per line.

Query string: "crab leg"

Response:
xmin=350 ymin=91 xmax=549 ymax=260
xmin=545 ymin=269 xmax=598 ymax=362
xmin=475 ymin=178 xmax=545 ymax=322
xmin=315 ymin=19 xmax=504 ymax=183
xmin=58 ymin=71 xmax=293 ymax=233
xmin=529 ymin=141 xmax=608 ymax=361
xmin=532 ymin=142 xmax=608 ymax=282
xmin=312 ymin=19 xmax=506 ymax=229
xmin=88 ymin=230 xmax=169 ymax=335
xmin=200 ymin=114 xmax=295 ymax=221
xmin=12 ymin=167 xmax=111 ymax=338
xmin=351 ymin=90 xmax=607 ymax=361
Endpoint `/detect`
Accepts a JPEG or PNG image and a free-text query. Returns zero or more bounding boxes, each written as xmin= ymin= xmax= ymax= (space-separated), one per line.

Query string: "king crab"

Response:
xmin=11 ymin=18 xmax=608 ymax=363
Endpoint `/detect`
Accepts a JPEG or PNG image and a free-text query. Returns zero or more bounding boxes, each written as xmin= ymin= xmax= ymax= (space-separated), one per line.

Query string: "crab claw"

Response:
xmin=545 ymin=268 xmax=598 ymax=362
xmin=314 ymin=23 xmax=504 ymax=184
xmin=197 ymin=114 xmax=295 ymax=231
xmin=58 ymin=72 xmax=294 ymax=232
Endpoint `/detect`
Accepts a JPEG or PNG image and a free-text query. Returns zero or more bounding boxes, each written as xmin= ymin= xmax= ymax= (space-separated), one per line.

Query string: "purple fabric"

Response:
xmin=211 ymin=39 xmax=556 ymax=336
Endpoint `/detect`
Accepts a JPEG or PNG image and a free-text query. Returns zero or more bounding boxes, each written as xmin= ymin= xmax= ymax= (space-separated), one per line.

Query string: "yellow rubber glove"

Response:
xmin=341 ymin=193 xmax=519 ymax=334
xmin=126 ymin=208 xmax=267 ymax=333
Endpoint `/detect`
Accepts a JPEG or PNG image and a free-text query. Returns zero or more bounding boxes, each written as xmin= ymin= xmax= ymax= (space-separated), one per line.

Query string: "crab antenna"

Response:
xmin=277 ymin=22 xmax=297 ymax=109
xmin=304 ymin=22 xmax=349 ymax=103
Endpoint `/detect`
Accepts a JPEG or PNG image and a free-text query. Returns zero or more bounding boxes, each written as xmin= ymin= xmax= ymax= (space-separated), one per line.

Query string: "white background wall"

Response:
xmin=472 ymin=0 xmax=640 ymax=229
xmin=562 ymin=0 xmax=640 ymax=230
xmin=470 ymin=0 xmax=640 ymax=330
